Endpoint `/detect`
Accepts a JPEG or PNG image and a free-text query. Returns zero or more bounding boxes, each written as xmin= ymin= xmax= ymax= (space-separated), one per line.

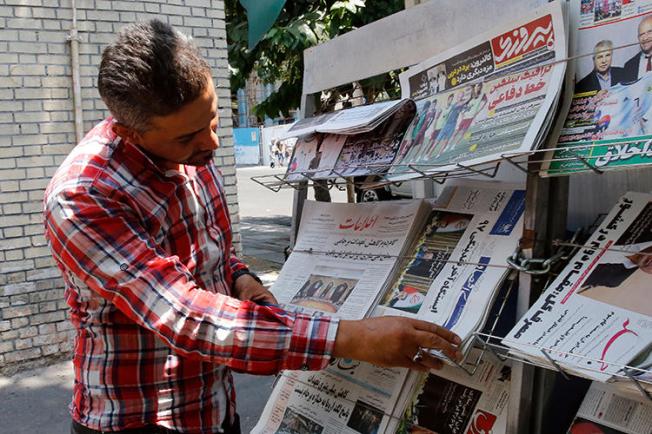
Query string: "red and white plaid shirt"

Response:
xmin=44 ymin=119 xmax=339 ymax=433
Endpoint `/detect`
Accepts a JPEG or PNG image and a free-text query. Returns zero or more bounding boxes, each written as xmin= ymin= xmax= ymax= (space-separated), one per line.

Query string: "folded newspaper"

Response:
xmin=567 ymin=382 xmax=652 ymax=434
xmin=285 ymin=101 xmax=416 ymax=182
xmin=392 ymin=349 xmax=512 ymax=434
xmin=544 ymin=0 xmax=652 ymax=176
xmin=281 ymin=100 xmax=414 ymax=139
xmin=270 ymin=199 xmax=430 ymax=320
xmin=503 ymin=191 xmax=652 ymax=382
xmin=387 ymin=0 xmax=568 ymax=180
xmin=373 ymin=182 xmax=525 ymax=356
xmin=256 ymin=183 xmax=524 ymax=433
xmin=251 ymin=361 xmax=410 ymax=434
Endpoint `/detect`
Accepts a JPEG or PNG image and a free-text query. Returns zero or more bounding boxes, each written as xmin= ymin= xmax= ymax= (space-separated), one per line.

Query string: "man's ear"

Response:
xmin=112 ymin=122 xmax=142 ymax=145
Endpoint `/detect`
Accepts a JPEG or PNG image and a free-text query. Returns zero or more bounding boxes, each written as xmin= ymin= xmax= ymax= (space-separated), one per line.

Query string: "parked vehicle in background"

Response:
xmin=354 ymin=175 xmax=412 ymax=202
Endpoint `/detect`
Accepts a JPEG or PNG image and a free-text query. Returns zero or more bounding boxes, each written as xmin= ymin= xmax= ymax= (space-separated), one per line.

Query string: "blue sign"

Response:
xmin=233 ymin=128 xmax=260 ymax=165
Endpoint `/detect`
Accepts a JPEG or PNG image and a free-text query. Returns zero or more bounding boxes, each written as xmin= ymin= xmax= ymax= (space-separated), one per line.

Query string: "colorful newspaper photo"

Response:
xmin=389 ymin=1 xmax=567 ymax=180
xmin=546 ymin=0 xmax=652 ymax=175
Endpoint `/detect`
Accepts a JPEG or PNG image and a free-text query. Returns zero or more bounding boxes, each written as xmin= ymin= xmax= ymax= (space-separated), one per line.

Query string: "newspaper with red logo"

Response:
xmin=504 ymin=192 xmax=652 ymax=382
xmin=270 ymin=199 xmax=430 ymax=320
xmin=390 ymin=349 xmax=511 ymax=434
xmin=388 ymin=1 xmax=567 ymax=180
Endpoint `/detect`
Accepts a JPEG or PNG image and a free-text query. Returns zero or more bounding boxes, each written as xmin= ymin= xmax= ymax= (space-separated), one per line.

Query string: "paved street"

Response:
xmin=0 ymin=165 xmax=341 ymax=434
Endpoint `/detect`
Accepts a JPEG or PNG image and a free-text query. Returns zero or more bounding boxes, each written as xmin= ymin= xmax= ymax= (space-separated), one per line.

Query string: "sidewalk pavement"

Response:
xmin=0 ymin=217 xmax=290 ymax=434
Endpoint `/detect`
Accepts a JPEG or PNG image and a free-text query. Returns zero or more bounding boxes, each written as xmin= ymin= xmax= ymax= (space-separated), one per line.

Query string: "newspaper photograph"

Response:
xmin=271 ymin=199 xmax=430 ymax=320
xmin=333 ymin=100 xmax=416 ymax=178
xmin=393 ymin=349 xmax=511 ymax=434
xmin=504 ymin=192 xmax=652 ymax=382
xmin=252 ymin=361 xmax=409 ymax=434
xmin=388 ymin=1 xmax=567 ymax=180
xmin=374 ymin=183 xmax=525 ymax=348
xmin=567 ymin=382 xmax=652 ymax=434
xmin=546 ymin=0 xmax=652 ymax=175
xmin=285 ymin=134 xmax=348 ymax=182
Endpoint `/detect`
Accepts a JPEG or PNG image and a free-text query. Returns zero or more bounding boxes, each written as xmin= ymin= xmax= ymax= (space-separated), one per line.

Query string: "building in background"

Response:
xmin=0 ymin=0 xmax=239 ymax=374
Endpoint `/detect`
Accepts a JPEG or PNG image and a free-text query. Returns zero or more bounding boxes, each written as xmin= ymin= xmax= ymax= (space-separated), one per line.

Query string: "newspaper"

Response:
xmin=285 ymin=134 xmax=348 ymax=182
xmin=252 ymin=361 xmax=409 ymax=434
xmin=387 ymin=1 xmax=567 ymax=180
xmin=392 ymin=349 xmax=512 ymax=434
xmin=281 ymin=100 xmax=412 ymax=139
xmin=504 ymin=192 xmax=652 ymax=382
xmin=567 ymin=382 xmax=652 ymax=434
xmin=285 ymin=101 xmax=416 ymax=181
xmin=545 ymin=0 xmax=652 ymax=176
xmin=333 ymin=101 xmax=416 ymax=178
xmin=373 ymin=182 xmax=525 ymax=352
xmin=270 ymin=199 xmax=430 ymax=320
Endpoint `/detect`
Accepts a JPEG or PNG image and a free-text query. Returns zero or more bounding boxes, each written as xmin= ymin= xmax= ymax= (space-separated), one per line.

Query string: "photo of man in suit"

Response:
xmin=623 ymin=15 xmax=652 ymax=82
xmin=578 ymin=240 xmax=652 ymax=316
xmin=576 ymin=40 xmax=627 ymax=93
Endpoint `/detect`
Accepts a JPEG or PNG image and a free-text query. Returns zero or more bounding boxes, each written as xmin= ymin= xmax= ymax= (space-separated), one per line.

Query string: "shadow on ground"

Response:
xmin=240 ymin=215 xmax=291 ymax=266
xmin=0 ymin=360 xmax=73 ymax=434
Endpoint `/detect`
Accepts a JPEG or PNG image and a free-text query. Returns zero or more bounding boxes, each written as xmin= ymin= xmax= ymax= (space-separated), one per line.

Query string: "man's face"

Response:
xmin=127 ymin=76 xmax=220 ymax=170
xmin=638 ymin=17 xmax=652 ymax=55
xmin=594 ymin=49 xmax=612 ymax=74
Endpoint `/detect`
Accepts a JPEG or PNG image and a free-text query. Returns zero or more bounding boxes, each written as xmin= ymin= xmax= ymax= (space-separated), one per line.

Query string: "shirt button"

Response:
xmin=120 ymin=263 xmax=128 ymax=271
xmin=301 ymin=363 xmax=309 ymax=371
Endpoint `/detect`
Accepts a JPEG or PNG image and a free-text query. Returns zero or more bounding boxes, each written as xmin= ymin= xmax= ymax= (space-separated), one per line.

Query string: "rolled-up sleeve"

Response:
xmin=44 ymin=186 xmax=339 ymax=375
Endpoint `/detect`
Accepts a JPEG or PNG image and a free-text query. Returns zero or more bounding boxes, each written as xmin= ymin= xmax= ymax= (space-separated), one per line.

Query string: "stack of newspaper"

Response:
xmin=387 ymin=0 xmax=568 ymax=180
xmin=282 ymin=100 xmax=414 ymax=139
xmin=253 ymin=182 xmax=524 ymax=433
xmin=504 ymin=192 xmax=652 ymax=382
xmin=544 ymin=0 xmax=652 ymax=176
xmin=284 ymin=100 xmax=416 ymax=182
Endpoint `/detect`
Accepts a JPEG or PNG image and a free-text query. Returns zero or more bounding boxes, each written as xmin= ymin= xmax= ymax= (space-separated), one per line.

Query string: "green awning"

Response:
xmin=239 ymin=0 xmax=286 ymax=49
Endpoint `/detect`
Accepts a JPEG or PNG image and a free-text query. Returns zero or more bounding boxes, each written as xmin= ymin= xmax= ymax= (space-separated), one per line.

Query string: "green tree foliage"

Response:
xmin=226 ymin=0 xmax=404 ymax=121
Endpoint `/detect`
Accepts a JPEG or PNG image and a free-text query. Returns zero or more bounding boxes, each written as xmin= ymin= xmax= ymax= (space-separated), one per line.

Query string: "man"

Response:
xmin=623 ymin=15 xmax=652 ymax=82
xmin=575 ymin=40 xmax=626 ymax=93
xmin=44 ymin=21 xmax=462 ymax=434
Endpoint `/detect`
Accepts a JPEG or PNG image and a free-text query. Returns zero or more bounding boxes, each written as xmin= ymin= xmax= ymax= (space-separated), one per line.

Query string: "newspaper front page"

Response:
xmin=373 ymin=183 xmax=524 ymax=349
xmin=388 ymin=1 xmax=567 ymax=180
xmin=546 ymin=0 xmax=652 ymax=175
xmin=285 ymin=134 xmax=348 ymax=182
xmin=504 ymin=192 xmax=652 ymax=381
xmin=271 ymin=199 xmax=429 ymax=320
xmin=333 ymin=101 xmax=416 ymax=178
xmin=252 ymin=361 xmax=409 ymax=434
xmin=568 ymin=382 xmax=652 ymax=434
xmin=392 ymin=349 xmax=511 ymax=434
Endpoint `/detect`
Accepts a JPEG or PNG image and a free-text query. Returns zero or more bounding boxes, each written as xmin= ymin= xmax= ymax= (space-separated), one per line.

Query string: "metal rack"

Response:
xmin=251 ymin=140 xmax=652 ymax=194
xmin=261 ymin=0 xmax=652 ymax=432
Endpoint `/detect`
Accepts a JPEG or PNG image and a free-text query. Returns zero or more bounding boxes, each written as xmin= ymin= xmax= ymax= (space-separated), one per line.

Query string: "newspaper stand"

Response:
xmin=255 ymin=1 xmax=652 ymax=432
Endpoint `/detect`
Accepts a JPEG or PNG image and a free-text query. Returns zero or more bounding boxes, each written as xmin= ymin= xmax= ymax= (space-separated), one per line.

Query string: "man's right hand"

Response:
xmin=332 ymin=316 xmax=463 ymax=372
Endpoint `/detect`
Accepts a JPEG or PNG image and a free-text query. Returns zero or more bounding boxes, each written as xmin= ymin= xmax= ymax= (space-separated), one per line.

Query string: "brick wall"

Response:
xmin=0 ymin=0 xmax=240 ymax=373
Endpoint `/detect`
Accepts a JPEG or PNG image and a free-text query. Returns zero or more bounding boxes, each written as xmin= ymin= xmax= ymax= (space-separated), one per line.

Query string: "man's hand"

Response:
xmin=332 ymin=316 xmax=463 ymax=372
xmin=233 ymin=274 xmax=278 ymax=305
